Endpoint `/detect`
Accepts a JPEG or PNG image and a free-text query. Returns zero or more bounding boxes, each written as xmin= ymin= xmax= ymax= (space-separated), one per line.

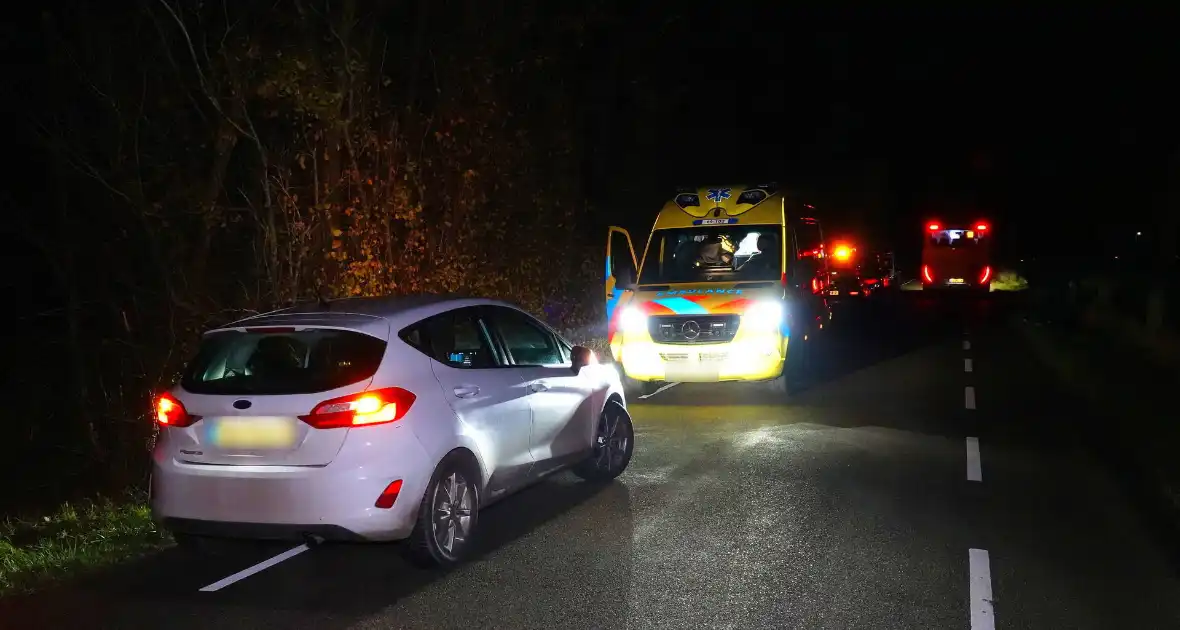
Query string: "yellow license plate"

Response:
xmin=211 ymin=417 xmax=297 ymax=449
xmin=829 ymin=290 xmax=839 ymax=295
xmin=949 ymin=278 xmax=965 ymax=284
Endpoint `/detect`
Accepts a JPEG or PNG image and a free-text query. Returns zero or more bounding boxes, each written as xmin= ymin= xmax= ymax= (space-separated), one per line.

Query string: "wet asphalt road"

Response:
xmin=5 ymin=292 xmax=1180 ymax=629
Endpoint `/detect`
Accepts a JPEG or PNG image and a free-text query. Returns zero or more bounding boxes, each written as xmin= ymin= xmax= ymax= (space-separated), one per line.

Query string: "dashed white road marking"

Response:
xmin=969 ymin=548 xmax=996 ymax=630
xmin=963 ymin=340 xmax=971 ymax=350
xmin=199 ymin=544 xmax=311 ymax=592
xmin=964 ymin=358 xmax=973 ymax=372
xmin=966 ymin=437 xmax=982 ymax=481
xmin=638 ymin=382 xmax=680 ymax=399
xmin=965 ymin=386 xmax=977 ymax=410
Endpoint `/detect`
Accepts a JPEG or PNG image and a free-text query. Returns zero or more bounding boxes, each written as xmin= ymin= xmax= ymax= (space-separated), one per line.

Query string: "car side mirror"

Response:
xmin=570 ymin=345 xmax=597 ymax=374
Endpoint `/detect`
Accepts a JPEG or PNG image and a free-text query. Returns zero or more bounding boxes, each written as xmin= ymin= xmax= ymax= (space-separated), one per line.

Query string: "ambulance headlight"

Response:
xmin=744 ymin=300 xmax=784 ymax=330
xmin=620 ymin=306 xmax=648 ymax=333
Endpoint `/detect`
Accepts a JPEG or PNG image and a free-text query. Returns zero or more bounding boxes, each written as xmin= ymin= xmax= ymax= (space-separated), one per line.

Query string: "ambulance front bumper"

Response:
xmin=619 ymin=338 xmax=785 ymax=383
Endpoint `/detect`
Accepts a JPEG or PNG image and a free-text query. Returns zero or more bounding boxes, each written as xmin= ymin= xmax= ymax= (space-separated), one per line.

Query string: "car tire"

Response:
xmin=573 ymin=400 xmax=635 ymax=482
xmin=405 ymin=452 xmax=481 ymax=569
xmin=792 ymin=335 xmax=811 ymax=379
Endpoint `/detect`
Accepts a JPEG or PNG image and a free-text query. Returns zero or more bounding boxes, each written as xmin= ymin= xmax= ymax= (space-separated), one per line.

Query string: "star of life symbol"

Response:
xmin=705 ymin=188 xmax=731 ymax=203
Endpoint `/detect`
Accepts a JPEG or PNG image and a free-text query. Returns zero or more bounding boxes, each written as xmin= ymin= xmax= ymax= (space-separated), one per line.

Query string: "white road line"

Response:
xmin=198 ymin=544 xmax=311 ymax=592
xmin=638 ymin=382 xmax=680 ymax=399
xmin=966 ymin=437 xmax=982 ymax=481
xmin=963 ymin=340 xmax=971 ymax=350
xmin=969 ymin=548 xmax=996 ymax=630
xmin=964 ymin=358 xmax=973 ymax=372
xmin=965 ymin=386 xmax=976 ymax=410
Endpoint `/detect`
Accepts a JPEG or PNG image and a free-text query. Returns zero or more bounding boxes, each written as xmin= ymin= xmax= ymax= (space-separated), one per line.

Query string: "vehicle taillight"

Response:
xmin=922 ymin=265 xmax=934 ymax=283
xmin=811 ymin=277 xmax=820 ymax=293
xmin=979 ymin=266 xmax=992 ymax=284
xmin=975 ymin=223 xmax=989 ymax=232
xmin=155 ymin=392 xmax=196 ymax=428
xmin=928 ymin=222 xmax=940 ymax=231
xmin=863 ymin=278 xmax=878 ymax=284
xmin=300 ymin=387 xmax=417 ymax=429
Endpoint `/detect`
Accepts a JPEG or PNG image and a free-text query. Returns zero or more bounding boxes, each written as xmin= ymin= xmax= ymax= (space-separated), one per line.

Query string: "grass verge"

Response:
xmin=1 ymin=493 xmax=168 ymax=596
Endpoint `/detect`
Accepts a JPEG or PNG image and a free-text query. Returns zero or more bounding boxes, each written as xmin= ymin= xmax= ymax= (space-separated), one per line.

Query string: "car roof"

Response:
xmin=208 ymin=294 xmax=532 ymax=337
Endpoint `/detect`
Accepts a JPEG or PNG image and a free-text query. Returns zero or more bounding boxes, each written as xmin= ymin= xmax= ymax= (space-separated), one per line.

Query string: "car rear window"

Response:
xmin=181 ymin=328 xmax=387 ymax=395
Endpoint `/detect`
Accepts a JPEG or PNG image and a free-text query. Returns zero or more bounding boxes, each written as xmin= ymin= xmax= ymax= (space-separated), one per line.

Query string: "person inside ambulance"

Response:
xmin=694 ymin=234 xmax=735 ymax=269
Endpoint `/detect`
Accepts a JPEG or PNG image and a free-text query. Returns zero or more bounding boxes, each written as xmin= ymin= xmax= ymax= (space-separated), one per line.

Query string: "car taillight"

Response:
xmin=300 ymin=387 xmax=417 ymax=429
xmin=155 ymin=393 xmax=196 ymax=428
xmin=979 ymin=266 xmax=992 ymax=284
xmin=863 ymin=278 xmax=878 ymax=284
xmin=922 ymin=265 xmax=934 ymax=283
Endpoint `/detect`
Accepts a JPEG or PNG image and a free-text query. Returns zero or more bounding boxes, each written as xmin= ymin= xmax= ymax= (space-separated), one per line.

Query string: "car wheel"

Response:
xmin=573 ymin=400 xmax=635 ymax=482
xmin=766 ymin=344 xmax=799 ymax=396
xmin=405 ymin=453 xmax=481 ymax=569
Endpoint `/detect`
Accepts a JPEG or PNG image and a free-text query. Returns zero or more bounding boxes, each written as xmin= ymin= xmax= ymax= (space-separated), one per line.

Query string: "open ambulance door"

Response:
xmin=605 ymin=227 xmax=639 ymax=356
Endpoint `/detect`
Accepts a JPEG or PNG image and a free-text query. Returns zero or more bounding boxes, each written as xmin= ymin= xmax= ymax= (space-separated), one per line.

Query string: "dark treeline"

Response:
xmin=0 ymin=0 xmax=610 ymax=512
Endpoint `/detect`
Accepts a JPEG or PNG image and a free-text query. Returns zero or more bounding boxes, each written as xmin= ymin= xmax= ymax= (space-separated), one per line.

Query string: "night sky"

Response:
xmin=575 ymin=5 xmax=1179 ymax=265
xmin=3 ymin=5 xmax=1178 ymax=272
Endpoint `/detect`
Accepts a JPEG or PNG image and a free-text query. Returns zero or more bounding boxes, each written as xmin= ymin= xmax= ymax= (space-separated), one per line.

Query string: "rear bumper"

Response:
xmin=923 ymin=281 xmax=990 ymax=291
xmin=150 ymin=428 xmax=433 ymax=542
xmin=159 ymin=517 xmax=366 ymax=542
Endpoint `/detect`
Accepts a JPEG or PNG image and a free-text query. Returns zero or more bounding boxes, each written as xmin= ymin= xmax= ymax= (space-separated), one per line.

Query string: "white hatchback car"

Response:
xmin=150 ymin=295 xmax=633 ymax=567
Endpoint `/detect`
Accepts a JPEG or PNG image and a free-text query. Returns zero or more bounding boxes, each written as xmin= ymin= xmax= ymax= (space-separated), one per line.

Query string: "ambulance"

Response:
xmin=604 ymin=184 xmax=828 ymax=395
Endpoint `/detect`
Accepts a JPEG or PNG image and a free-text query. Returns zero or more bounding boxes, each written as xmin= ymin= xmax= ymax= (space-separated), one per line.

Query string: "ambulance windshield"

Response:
xmin=638 ymin=226 xmax=781 ymax=285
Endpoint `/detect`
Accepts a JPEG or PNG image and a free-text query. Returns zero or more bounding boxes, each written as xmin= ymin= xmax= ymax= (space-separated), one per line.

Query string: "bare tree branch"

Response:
xmin=153 ymin=0 xmax=254 ymax=140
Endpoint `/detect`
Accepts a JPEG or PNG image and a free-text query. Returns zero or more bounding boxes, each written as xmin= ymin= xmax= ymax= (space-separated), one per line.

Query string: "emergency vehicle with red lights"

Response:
xmin=920 ymin=220 xmax=993 ymax=293
xmin=604 ymin=184 xmax=829 ymax=395
xmin=823 ymin=240 xmax=870 ymax=300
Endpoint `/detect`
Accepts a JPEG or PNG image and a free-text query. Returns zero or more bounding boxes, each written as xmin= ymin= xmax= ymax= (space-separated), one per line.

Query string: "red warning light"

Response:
xmin=927 ymin=223 xmax=941 ymax=231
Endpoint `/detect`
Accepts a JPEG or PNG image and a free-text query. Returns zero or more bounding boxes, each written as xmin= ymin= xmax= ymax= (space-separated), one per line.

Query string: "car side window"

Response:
xmin=400 ymin=308 xmax=502 ymax=369
xmin=485 ymin=307 xmax=564 ymax=366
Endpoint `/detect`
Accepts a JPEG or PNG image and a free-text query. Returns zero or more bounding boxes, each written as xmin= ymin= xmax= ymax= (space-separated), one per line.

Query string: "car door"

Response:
xmin=418 ymin=307 xmax=536 ymax=496
xmin=606 ymin=226 xmax=639 ymax=360
xmin=483 ymin=306 xmax=597 ymax=470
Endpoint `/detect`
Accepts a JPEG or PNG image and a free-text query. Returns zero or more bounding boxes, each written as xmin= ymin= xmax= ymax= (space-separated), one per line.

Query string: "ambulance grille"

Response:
xmin=649 ymin=315 xmax=740 ymax=344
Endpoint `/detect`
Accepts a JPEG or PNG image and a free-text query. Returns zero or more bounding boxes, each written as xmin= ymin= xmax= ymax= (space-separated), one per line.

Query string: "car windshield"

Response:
xmin=928 ymin=229 xmax=986 ymax=248
xmin=639 ymin=225 xmax=781 ymax=285
xmin=181 ymin=328 xmax=387 ymax=395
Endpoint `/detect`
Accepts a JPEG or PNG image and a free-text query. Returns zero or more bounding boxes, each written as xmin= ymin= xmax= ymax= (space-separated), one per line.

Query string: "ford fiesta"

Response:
xmin=150 ymin=295 xmax=633 ymax=567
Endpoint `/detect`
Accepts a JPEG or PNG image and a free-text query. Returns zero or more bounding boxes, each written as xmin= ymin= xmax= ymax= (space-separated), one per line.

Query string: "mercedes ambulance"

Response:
xmin=604 ymin=184 xmax=828 ymax=395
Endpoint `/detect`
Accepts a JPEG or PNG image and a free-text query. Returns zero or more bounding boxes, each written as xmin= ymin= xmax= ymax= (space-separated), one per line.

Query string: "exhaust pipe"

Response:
xmin=303 ymin=532 xmax=325 ymax=547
